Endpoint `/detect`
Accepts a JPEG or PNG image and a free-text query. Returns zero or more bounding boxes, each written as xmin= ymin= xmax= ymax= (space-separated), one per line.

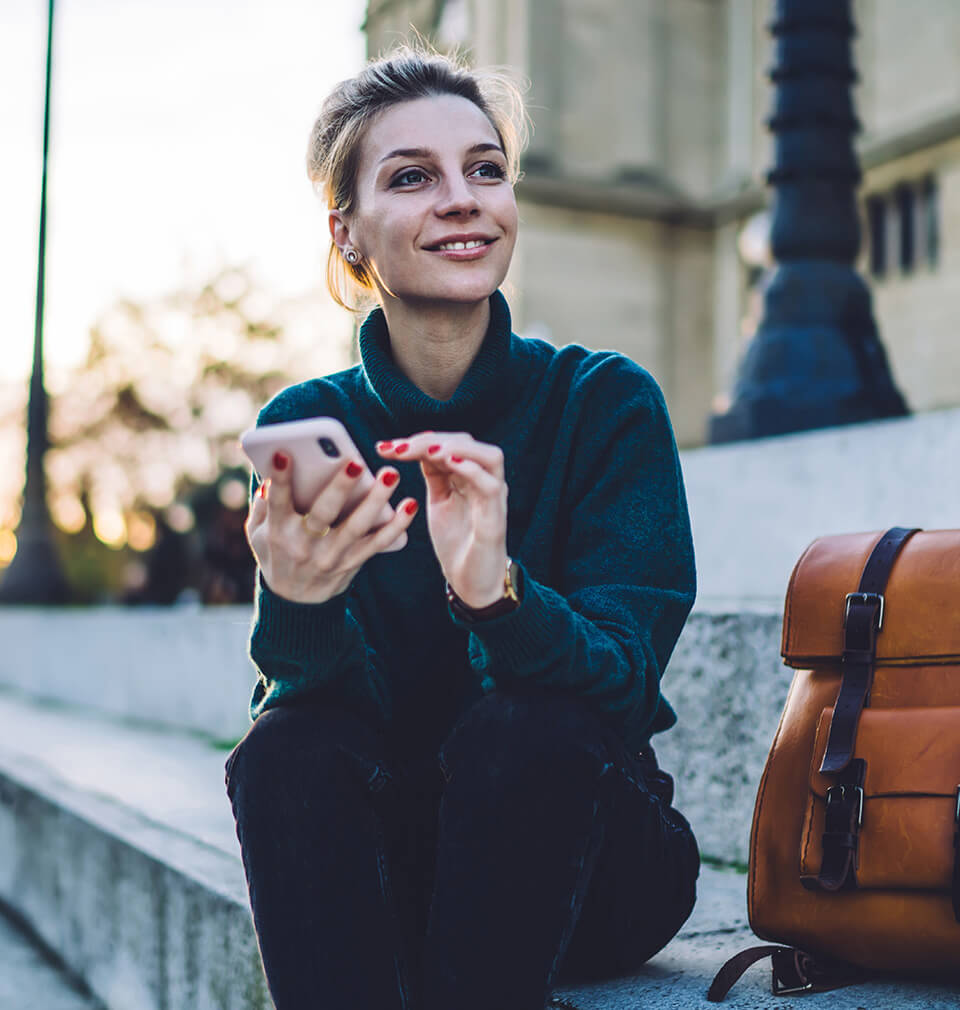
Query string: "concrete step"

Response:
xmin=0 ymin=904 xmax=103 ymax=1010
xmin=0 ymin=690 xmax=958 ymax=1009
xmin=0 ymin=690 xmax=269 ymax=1010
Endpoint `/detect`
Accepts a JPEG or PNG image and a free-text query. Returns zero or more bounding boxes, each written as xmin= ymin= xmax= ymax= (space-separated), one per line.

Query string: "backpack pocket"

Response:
xmin=801 ymin=706 xmax=960 ymax=890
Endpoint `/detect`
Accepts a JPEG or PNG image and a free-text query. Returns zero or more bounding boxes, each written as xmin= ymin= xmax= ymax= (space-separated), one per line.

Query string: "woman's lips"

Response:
xmin=426 ymin=238 xmax=496 ymax=261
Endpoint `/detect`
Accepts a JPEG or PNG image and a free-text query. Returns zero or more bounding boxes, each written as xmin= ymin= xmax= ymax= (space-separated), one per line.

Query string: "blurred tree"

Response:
xmin=2 ymin=265 xmax=353 ymax=602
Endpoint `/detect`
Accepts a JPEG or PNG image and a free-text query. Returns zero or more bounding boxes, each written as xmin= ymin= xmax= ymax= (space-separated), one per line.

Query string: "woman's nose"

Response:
xmin=435 ymin=174 xmax=481 ymax=217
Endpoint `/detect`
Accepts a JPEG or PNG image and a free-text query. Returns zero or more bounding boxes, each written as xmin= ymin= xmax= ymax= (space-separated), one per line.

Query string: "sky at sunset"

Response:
xmin=2 ymin=0 xmax=368 ymax=383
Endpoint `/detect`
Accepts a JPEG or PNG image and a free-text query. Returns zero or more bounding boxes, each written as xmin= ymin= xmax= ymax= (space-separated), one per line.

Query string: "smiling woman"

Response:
xmin=225 ymin=45 xmax=700 ymax=1010
xmin=307 ymin=50 xmax=525 ymax=318
xmin=327 ymin=93 xmax=519 ymax=380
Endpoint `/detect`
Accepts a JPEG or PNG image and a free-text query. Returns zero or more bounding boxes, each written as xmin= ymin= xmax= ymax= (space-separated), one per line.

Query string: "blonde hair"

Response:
xmin=306 ymin=45 xmax=528 ymax=311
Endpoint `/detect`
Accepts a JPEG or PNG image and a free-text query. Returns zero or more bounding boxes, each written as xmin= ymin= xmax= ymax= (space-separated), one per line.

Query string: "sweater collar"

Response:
xmin=358 ymin=290 xmax=512 ymax=431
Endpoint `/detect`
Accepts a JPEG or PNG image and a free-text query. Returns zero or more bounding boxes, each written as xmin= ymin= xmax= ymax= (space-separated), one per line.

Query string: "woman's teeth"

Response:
xmin=437 ymin=240 xmax=485 ymax=250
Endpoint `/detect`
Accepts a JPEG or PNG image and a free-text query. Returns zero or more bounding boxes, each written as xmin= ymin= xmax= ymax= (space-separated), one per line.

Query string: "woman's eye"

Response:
xmin=392 ymin=169 xmax=428 ymax=187
xmin=471 ymin=162 xmax=506 ymax=180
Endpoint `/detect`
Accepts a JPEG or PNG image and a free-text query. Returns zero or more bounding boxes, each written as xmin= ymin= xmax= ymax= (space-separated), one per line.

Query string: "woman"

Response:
xmin=226 ymin=46 xmax=699 ymax=1010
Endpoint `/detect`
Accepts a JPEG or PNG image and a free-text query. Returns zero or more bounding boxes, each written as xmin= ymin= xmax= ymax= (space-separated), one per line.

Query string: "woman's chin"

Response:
xmin=393 ymin=280 xmax=504 ymax=310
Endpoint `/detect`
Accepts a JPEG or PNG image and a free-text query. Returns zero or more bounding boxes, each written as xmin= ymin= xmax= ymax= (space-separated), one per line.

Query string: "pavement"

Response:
xmin=1 ymin=688 xmax=959 ymax=1009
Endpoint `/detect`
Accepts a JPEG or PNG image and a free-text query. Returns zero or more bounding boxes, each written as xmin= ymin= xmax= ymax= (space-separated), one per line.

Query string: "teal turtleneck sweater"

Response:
xmin=247 ymin=291 xmax=696 ymax=759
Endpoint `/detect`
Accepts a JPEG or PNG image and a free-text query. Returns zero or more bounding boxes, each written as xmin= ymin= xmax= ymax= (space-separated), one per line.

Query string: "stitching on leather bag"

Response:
xmin=799 ymin=710 xmax=829 ymax=873
xmin=799 ymin=782 xmax=818 ymax=874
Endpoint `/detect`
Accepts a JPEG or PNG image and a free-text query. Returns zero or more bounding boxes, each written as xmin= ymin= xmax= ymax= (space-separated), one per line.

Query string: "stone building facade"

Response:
xmin=364 ymin=0 xmax=960 ymax=447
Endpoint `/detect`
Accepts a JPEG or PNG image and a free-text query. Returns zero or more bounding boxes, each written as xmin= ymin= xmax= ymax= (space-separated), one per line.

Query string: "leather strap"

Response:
xmin=708 ymin=945 xmax=868 ymax=1002
xmin=953 ymin=787 xmax=960 ymax=924
xmin=819 ymin=526 xmax=919 ymax=774
xmin=800 ymin=758 xmax=865 ymax=892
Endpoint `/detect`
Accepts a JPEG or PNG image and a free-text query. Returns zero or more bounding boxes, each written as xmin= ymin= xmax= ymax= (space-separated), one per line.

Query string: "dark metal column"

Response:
xmin=709 ymin=0 xmax=907 ymax=444
xmin=0 ymin=0 xmax=70 ymax=604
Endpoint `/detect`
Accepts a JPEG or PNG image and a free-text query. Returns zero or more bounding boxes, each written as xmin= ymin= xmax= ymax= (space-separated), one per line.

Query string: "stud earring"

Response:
xmin=344 ymin=248 xmax=361 ymax=265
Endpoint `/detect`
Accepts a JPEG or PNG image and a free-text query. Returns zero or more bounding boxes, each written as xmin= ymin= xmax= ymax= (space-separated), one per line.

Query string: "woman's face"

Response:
xmin=332 ymin=94 xmax=518 ymax=311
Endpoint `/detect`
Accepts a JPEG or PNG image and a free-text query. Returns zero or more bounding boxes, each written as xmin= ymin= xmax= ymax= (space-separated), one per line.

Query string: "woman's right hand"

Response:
xmin=245 ymin=451 xmax=418 ymax=604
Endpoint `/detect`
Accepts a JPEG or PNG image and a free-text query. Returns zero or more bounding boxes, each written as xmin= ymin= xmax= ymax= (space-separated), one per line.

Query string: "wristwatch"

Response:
xmin=445 ymin=557 xmax=522 ymax=623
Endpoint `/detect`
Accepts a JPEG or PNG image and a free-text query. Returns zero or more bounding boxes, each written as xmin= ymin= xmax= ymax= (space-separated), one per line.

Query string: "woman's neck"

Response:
xmin=379 ymin=297 xmax=491 ymax=402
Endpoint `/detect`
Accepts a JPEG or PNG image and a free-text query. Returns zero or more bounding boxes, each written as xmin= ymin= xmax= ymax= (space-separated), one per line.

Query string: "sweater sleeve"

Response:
xmin=248 ymin=576 xmax=392 ymax=727
xmin=449 ymin=362 xmax=696 ymax=744
xmin=245 ymin=389 xmax=392 ymax=727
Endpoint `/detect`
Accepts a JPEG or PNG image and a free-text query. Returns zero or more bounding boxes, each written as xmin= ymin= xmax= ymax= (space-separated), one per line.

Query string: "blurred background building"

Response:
xmin=367 ymin=0 xmax=960 ymax=447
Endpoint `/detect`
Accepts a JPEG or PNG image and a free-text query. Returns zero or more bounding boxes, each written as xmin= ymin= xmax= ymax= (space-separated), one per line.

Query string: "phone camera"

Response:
xmin=317 ymin=437 xmax=340 ymax=458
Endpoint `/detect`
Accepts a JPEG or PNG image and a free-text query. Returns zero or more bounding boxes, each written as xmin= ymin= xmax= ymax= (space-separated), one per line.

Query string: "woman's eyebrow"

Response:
xmin=378 ymin=142 xmax=504 ymax=165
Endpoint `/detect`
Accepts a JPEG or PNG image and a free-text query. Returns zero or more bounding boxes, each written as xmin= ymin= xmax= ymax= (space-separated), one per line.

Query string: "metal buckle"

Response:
xmin=844 ymin=592 xmax=884 ymax=631
xmin=772 ymin=975 xmax=815 ymax=997
xmin=771 ymin=952 xmax=815 ymax=996
xmin=826 ymin=783 xmax=864 ymax=828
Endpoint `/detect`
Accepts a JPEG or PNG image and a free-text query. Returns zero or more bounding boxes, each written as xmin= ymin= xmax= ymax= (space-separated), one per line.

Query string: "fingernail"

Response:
xmin=404 ymin=500 xmax=419 ymax=516
xmin=394 ymin=442 xmax=409 ymax=455
xmin=382 ymin=471 xmax=399 ymax=487
xmin=427 ymin=444 xmax=441 ymax=455
xmin=450 ymin=455 xmax=463 ymax=464
xmin=377 ymin=441 xmax=393 ymax=451
xmin=346 ymin=461 xmax=363 ymax=478
xmin=273 ymin=451 xmax=289 ymax=471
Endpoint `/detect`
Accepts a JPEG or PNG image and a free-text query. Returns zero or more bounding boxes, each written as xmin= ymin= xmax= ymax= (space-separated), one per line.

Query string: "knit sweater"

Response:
xmin=247 ymin=291 xmax=696 ymax=760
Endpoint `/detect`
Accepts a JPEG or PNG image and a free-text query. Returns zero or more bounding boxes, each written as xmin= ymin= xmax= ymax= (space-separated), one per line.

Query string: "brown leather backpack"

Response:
xmin=709 ymin=528 xmax=960 ymax=999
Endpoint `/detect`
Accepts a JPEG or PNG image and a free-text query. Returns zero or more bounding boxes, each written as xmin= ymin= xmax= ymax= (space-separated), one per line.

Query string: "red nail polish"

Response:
xmin=404 ymin=500 xmax=419 ymax=516
xmin=394 ymin=442 xmax=409 ymax=455
xmin=346 ymin=461 xmax=363 ymax=478
xmin=273 ymin=451 xmax=289 ymax=471
xmin=377 ymin=441 xmax=393 ymax=451
xmin=382 ymin=472 xmax=399 ymax=487
xmin=450 ymin=455 xmax=464 ymax=464
xmin=427 ymin=444 xmax=441 ymax=455
xmin=257 ymin=483 xmax=267 ymax=498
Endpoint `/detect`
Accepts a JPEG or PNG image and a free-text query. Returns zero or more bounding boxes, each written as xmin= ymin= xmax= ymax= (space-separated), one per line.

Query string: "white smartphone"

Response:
xmin=240 ymin=416 xmax=406 ymax=551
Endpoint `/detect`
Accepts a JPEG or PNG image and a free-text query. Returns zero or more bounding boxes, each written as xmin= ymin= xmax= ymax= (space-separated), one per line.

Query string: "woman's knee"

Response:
xmin=225 ymin=701 xmax=391 ymax=806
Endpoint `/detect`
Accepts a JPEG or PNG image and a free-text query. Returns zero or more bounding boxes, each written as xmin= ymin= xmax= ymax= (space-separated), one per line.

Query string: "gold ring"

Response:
xmin=302 ymin=515 xmax=332 ymax=538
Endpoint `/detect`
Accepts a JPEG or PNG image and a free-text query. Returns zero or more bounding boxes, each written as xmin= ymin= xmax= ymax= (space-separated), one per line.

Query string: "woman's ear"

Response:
xmin=329 ymin=209 xmax=354 ymax=259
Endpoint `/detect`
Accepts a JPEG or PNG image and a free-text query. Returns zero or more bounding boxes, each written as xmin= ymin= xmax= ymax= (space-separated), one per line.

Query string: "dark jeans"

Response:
xmin=225 ymin=690 xmax=699 ymax=1010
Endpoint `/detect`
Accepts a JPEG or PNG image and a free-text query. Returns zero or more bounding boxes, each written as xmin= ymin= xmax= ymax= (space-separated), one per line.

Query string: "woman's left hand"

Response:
xmin=377 ymin=432 xmax=508 ymax=608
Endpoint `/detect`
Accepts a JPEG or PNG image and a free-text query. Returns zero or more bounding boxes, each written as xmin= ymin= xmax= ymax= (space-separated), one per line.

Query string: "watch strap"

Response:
xmin=446 ymin=558 xmax=521 ymax=622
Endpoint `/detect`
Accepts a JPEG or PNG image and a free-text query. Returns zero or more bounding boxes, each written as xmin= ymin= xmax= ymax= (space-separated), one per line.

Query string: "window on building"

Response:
xmin=867 ymin=196 xmax=886 ymax=278
xmin=921 ymin=175 xmax=940 ymax=267
xmin=896 ymin=184 xmax=916 ymax=273
xmin=866 ymin=174 xmax=939 ymax=279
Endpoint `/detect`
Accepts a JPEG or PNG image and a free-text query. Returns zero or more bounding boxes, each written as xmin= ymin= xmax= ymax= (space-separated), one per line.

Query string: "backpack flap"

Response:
xmin=782 ymin=529 xmax=960 ymax=667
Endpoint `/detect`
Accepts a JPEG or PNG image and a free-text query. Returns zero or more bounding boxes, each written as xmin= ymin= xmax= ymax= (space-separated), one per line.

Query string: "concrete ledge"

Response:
xmin=0 ymin=606 xmax=255 ymax=742
xmin=681 ymin=406 xmax=960 ymax=602
xmin=657 ymin=606 xmax=787 ymax=866
xmin=0 ymin=748 xmax=270 ymax=1010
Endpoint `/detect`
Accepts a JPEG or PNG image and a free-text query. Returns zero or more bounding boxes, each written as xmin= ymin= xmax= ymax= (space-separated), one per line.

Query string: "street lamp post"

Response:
xmin=0 ymin=0 xmax=70 ymax=604
xmin=709 ymin=0 xmax=908 ymax=444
